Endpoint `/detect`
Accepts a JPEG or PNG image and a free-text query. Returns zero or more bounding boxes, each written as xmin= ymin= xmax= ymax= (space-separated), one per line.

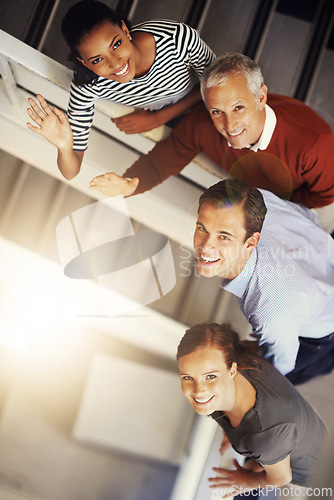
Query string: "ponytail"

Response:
xmin=177 ymin=323 xmax=261 ymax=373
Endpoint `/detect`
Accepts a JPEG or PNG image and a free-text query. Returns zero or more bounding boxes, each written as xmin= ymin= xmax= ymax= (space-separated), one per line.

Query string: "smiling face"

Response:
xmin=193 ymin=202 xmax=259 ymax=280
xmin=77 ymin=20 xmax=135 ymax=81
xmin=179 ymin=346 xmax=237 ymax=416
xmin=203 ymin=74 xmax=267 ymax=149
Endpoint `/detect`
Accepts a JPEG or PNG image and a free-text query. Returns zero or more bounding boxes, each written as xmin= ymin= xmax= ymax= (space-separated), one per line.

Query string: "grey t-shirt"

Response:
xmin=211 ymin=360 xmax=326 ymax=486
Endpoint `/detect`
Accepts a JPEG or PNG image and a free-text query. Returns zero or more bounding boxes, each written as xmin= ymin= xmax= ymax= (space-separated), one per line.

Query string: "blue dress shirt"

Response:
xmin=220 ymin=189 xmax=334 ymax=375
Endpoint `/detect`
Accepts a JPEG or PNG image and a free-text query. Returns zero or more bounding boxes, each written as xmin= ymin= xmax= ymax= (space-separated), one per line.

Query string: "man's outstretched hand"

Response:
xmin=89 ymin=172 xmax=139 ymax=197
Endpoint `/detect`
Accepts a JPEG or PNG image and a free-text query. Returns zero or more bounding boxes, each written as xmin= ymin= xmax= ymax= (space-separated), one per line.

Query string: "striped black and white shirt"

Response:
xmin=67 ymin=19 xmax=215 ymax=150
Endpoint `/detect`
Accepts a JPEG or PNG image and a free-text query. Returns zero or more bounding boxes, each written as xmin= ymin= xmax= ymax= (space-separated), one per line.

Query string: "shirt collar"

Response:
xmin=219 ymin=248 xmax=257 ymax=298
xmin=227 ymin=104 xmax=277 ymax=151
xmin=250 ymin=104 xmax=276 ymax=151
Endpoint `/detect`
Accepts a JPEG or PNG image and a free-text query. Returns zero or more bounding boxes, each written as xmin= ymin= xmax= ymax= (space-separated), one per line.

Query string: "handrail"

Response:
xmin=0 ymin=29 xmax=223 ymax=246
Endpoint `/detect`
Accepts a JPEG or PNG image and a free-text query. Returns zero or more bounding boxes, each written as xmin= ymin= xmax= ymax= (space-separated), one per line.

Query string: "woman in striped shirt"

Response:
xmin=26 ymin=0 xmax=215 ymax=180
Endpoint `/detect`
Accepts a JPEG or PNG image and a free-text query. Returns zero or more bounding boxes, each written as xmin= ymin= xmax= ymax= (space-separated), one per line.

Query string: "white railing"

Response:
xmin=0 ymin=29 xmax=224 ymax=247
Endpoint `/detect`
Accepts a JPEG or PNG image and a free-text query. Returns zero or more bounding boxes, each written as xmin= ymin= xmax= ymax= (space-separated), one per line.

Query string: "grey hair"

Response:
xmin=200 ymin=53 xmax=264 ymax=99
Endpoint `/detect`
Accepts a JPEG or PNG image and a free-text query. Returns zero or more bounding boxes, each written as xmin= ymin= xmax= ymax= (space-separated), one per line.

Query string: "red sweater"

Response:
xmin=124 ymin=94 xmax=334 ymax=208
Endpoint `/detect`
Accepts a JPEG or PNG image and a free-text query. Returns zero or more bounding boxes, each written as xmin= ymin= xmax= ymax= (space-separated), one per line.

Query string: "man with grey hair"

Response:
xmin=199 ymin=52 xmax=268 ymax=153
xmin=201 ymin=52 xmax=264 ymax=98
xmin=90 ymin=53 xmax=334 ymax=210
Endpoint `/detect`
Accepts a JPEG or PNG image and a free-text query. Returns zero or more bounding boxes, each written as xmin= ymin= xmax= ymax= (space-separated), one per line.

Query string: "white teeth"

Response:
xmin=194 ymin=396 xmax=213 ymax=404
xmin=114 ymin=62 xmax=129 ymax=76
xmin=201 ymin=254 xmax=219 ymax=263
xmin=229 ymin=129 xmax=244 ymax=137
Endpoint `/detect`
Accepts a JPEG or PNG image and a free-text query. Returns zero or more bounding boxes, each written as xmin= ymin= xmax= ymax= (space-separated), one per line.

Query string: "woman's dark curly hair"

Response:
xmin=61 ymin=0 xmax=131 ymax=86
xmin=177 ymin=322 xmax=262 ymax=373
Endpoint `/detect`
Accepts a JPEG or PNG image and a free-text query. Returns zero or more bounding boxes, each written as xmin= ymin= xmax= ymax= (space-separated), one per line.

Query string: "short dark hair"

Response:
xmin=199 ymin=178 xmax=267 ymax=240
xmin=61 ymin=0 xmax=130 ymax=86
xmin=176 ymin=323 xmax=261 ymax=373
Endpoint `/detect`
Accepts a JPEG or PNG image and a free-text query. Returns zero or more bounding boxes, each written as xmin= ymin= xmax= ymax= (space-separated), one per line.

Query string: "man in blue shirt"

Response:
xmin=193 ymin=178 xmax=334 ymax=384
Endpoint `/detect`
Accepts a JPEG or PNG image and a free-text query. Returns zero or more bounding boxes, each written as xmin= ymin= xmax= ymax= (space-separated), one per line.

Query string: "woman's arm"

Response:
xmin=111 ymin=20 xmax=215 ymax=135
xmin=27 ymin=94 xmax=84 ymax=179
xmin=219 ymin=430 xmax=232 ymax=455
xmin=111 ymin=85 xmax=202 ymax=134
xmin=209 ymin=455 xmax=292 ymax=496
xmin=57 ymin=146 xmax=84 ymax=180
